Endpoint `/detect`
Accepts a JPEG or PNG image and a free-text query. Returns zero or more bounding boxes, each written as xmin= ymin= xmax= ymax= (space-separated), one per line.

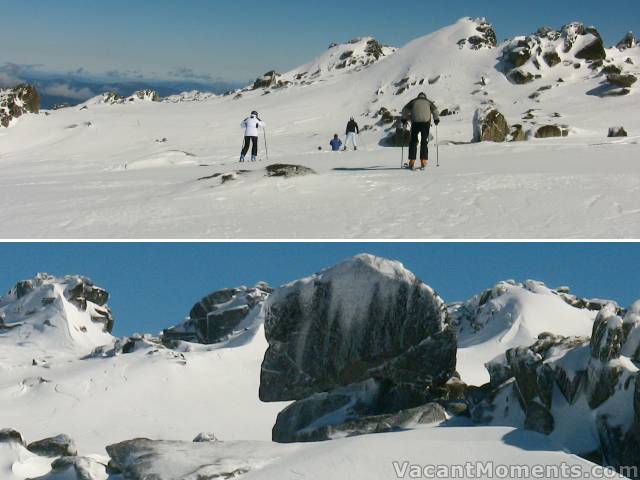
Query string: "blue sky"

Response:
xmin=0 ymin=243 xmax=638 ymax=337
xmin=1 ymin=0 xmax=638 ymax=82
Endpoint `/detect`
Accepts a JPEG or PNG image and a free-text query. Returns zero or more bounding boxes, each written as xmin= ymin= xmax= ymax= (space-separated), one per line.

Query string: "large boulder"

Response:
xmin=259 ymin=254 xmax=455 ymax=403
xmin=473 ymin=105 xmax=510 ymax=142
xmin=0 ymin=84 xmax=40 ymax=128
xmin=534 ymin=125 xmax=569 ymax=139
xmin=27 ymin=434 xmax=77 ymax=457
xmin=607 ymin=74 xmax=637 ymax=88
xmin=162 ymin=284 xmax=270 ymax=344
xmin=253 ymin=70 xmax=283 ymax=89
xmin=33 ymin=456 xmax=106 ymax=480
xmin=617 ymin=32 xmax=637 ymax=51
xmin=0 ymin=428 xmax=25 ymax=446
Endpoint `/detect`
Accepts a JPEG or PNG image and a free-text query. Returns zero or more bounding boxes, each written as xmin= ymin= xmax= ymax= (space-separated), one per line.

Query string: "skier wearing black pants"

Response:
xmin=240 ymin=111 xmax=266 ymax=162
xmin=401 ymin=92 xmax=440 ymax=170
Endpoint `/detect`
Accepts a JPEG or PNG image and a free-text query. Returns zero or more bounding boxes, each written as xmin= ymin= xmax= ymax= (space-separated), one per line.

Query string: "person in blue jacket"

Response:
xmin=330 ymin=134 xmax=343 ymax=152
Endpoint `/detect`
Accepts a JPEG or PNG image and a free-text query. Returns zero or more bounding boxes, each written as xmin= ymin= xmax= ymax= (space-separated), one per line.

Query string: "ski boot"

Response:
xmin=239 ymin=155 xmax=245 ymax=163
xmin=251 ymin=155 xmax=257 ymax=162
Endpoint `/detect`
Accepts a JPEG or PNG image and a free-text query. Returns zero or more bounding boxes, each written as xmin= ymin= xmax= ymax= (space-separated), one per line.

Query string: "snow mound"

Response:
xmin=451 ymin=280 xmax=599 ymax=385
xmin=0 ymin=274 xmax=115 ymax=362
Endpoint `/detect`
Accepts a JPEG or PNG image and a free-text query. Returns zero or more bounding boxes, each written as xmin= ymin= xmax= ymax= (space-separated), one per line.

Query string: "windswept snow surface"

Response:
xmin=0 ymin=18 xmax=639 ymax=238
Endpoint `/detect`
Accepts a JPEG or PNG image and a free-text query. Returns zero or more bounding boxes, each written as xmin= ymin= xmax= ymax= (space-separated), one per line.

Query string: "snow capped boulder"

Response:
xmin=91 ymin=89 xmax=160 ymax=105
xmin=473 ymin=104 xmax=510 ymax=142
xmin=0 ymin=274 xmax=115 ymax=358
xmin=162 ymin=284 xmax=270 ymax=345
xmin=253 ymin=70 xmax=284 ymax=90
xmin=130 ymin=89 xmax=160 ymax=102
xmin=617 ymin=32 xmax=637 ymax=51
xmin=27 ymin=434 xmax=77 ymax=458
xmin=32 ymin=456 xmax=107 ymax=480
xmin=457 ymin=18 xmax=497 ymax=50
xmin=0 ymin=429 xmax=25 ymax=446
xmin=281 ymin=37 xmax=396 ymax=86
xmin=0 ymin=84 xmax=40 ymax=128
xmin=260 ymin=254 xmax=455 ymax=402
xmin=192 ymin=432 xmax=219 ymax=443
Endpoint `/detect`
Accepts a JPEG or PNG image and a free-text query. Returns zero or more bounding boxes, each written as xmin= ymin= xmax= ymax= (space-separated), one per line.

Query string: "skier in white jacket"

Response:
xmin=240 ymin=111 xmax=266 ymax=162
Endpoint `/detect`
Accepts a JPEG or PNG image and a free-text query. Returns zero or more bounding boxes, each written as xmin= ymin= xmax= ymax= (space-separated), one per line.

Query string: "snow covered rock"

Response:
xmin=105 ymin=438 xmax=288 ymax=480
xmin=163 ymin=90 xmax=217 ymax=103
xmin=253 ymin=70 xmax=284 ymax=90
xmin=260 ymin=254 xmax=455 ymax=402
xmin=457 ymin=18 xmax=497 ymax=50
xmin=473 ymin=104 xmax=510 ymax=142
xmin=0 ymin=274 xmax=115 ymax=359
xmin=192 ymin=432 xmax=219 ymax=443
xmin=617 ymin=32 xmax=637 ymax=51
xmin=91 ymin=90 xmax=160 ymax=105
xmin=0 ymin=429 xmax=25 ymax=446
xmin=27 ymin=434 xmax=77 ymax=458
xmin=471 ymin=296 xmax=640 ymax=474
xmin=31 ymin=456 xmax=107 ymax=480
xmin=0 ymin=84 xmax=39 ymax=128
xmin=162 ymin=284 xmax=270 ymax=345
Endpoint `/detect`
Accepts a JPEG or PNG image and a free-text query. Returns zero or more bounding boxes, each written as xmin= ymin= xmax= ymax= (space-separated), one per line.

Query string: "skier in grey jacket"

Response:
xmin=401 ymin=92 xmax=440 ymax=170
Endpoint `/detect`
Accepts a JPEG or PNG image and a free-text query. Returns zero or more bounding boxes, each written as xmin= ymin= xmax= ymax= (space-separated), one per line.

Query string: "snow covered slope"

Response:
xmin=451 ymin=280 xmax=602 ymax=385
xmin=0 ymin=18 xmax=638 ymax=238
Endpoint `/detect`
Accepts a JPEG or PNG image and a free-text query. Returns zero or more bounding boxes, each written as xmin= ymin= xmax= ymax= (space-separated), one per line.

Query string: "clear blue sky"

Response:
xmin=0 ymin=243 xmax=638 ymax=337
xmin=1 ymin=0 xmax=638 ymax=82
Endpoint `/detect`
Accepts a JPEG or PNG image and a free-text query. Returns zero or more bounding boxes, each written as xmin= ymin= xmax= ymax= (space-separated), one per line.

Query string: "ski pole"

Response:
xmin=436 ymin=124 xmax=440 ymax=168
xmin=263 ymin=128 xmax=269 ymax=163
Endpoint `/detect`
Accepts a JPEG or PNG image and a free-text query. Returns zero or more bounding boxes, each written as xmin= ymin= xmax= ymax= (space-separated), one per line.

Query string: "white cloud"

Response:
xmin=42 ymin=83 xmax=95 ymax=100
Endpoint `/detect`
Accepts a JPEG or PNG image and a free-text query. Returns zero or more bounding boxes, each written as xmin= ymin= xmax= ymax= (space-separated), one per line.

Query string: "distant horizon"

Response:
xmin=0 ymin=244 xmax=639 ymax=337
xmin=1 ymin=1 xmax=638 ymax=94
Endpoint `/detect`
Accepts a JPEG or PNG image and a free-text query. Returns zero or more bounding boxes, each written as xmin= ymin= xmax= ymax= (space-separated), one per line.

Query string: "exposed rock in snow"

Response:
xmin=88 ymin=89 xmax=160 ymax=105
xmin=192 ymin=432 xmax=219 ymax=443
xmin=617 ymin=32 xmax=637 ymax=51
xmin=0 ymin=84 xmax=40 ymax=128
xmin=473 ymin=104 xmax=510 ymax=142
xmin=162 ymin=284 xmax=270 ymax=345
xmin=265 ymin=164 xmax=316 ymax=178
xmin=457 ymin=18 xmax=497 ymax=50
xmin=253 ymin=71 xmax=284 ymax=90
xmin=534 ymin=124 xmax=570 ymax=138
xmin=27 ymin=434 xmax=77 ymax=458
xmin=607 ymin=73 xmax=638 ymax=88
xmin=471 ymin=295 xmax=640 ymax=474
xmin=272 ymin=378 xmax=448 ymax=443
xmin=260 ymin=254 xmax=454 ymax=402
xmin=0 ymin=429 xmax=26 ymax=446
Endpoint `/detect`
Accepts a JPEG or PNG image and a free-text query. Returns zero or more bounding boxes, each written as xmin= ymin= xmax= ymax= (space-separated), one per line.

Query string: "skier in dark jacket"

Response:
xmin=344 ymin=117 xmax=360 ymax=151
xmin=330 ymin=134 xmax=343 ymax=151
xmin=401 ymin=92 xmax=440 ymax=170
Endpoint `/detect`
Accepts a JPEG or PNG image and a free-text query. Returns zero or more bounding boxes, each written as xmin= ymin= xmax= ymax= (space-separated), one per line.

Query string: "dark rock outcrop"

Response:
xmin=609 ymin=127 xmax=628 ymax=138
xmin=253 ymin=71 xmax=283 ymax=89
xmin=607 ymin=74 xmax=637 ymax=88
xmin=534 ymin=125 xmax=569 ymax=139
xmin=473 ymin=106 xmax=510 ymax=142
xmin=42 ymin=456 xmax=105 ymax=480
xmin=27 ymin=434 xmax=77 ymax=457
xmin=458 ymin=19 xmax=497 ymax=50
xmin=162 ymin=284 xmax=270 ymax=345
xmin=260 ymin=254 xmax=454 ymax=402
xmin=616 ymin=32 xmax=637 ymax=51
xmin=0 ymin=428 xmax=25 ymax=446
xmin=265 ymin=164 xmax=316 ymax=178
xmin=0 ymin=84 xmax=40 ymax=128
